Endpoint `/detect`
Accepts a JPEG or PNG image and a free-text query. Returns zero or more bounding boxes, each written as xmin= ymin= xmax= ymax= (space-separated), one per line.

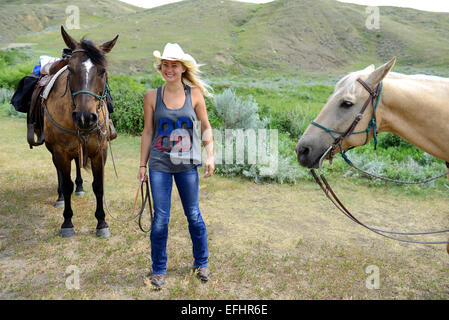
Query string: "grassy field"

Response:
xmin=1 ymin=111 xmax=449 ymax=299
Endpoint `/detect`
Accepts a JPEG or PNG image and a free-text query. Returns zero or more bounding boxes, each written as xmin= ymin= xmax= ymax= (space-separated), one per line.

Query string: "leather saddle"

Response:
xmin=27 ymin=59 xmax=69 ymax=149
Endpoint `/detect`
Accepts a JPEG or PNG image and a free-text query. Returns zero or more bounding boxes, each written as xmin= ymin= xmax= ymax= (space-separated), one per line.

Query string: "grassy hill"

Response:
xmin=1 ymin=0 xmax=449 ymax=76
xmin=0 ymin=0 xmax=139 ymax=44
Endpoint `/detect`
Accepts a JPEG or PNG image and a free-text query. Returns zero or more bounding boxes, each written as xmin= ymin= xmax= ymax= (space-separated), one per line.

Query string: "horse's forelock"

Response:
xmin=79 ymin=38 xmax=106 ymax=69
xmin=334 ymin=73 xmax=357 ymax=94
xmin=334 ymin=67 xmax=374 ymax=95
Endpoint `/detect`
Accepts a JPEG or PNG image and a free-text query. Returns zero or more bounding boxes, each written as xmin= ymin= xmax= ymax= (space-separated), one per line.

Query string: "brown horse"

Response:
xmin=43 ymin=26 xmax=118 ymax=237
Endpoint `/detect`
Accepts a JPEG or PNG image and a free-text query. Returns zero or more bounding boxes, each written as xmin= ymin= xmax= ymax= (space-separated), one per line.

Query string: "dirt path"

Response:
xmin=1 ymin=115 xmax=448 ymax=299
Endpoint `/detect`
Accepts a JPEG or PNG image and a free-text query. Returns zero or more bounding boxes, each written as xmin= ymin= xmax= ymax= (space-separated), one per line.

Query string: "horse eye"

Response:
xmin=341 ymin=101 xmax=354 ymax=108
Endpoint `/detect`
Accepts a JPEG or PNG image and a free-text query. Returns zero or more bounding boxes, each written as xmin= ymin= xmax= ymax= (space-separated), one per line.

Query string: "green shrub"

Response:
xmin=110 ymin=88 xmax=146 ymax=136
xmin=108 ymin=75 xmax=146 ymax=135
xmin=213 ymin=88 xmax=269 ymax=129
xmin=136 ymin=72 xmax=165 ymax=89
xmin=0 ymin=49 xmax=35 ymax=89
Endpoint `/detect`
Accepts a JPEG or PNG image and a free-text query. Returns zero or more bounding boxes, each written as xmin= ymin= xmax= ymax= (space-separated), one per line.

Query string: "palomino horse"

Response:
xmin=295 ymin=57 xmax=449 ymax=249
xmin=43 ymin=26 xmax=118 ymax=237
xmin=296 ymin=57 xmax=449 ymax=168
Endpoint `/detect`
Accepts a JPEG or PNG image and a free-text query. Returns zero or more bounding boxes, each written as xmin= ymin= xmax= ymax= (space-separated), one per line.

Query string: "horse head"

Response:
xmin=295 ymin=57 xmax=396 ymax=168
xmin=61 ymin=26 xmax=118 ymax=130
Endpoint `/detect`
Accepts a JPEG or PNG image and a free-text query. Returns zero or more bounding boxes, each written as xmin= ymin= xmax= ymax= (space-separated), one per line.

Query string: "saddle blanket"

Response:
xmin=42 ymin=65 xmax=68 ymax=100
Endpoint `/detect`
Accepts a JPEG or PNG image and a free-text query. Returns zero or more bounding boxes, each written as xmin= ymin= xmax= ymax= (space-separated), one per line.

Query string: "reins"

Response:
xmin=309 ymin=78 xmax=449 ymax=245
xmin=42 ymin=48 xmax=153 ymax=233
xmin=97 ymin=100 xmax=153 ymax=233
xmin=310 ymin=167 xmax=449 ymax=244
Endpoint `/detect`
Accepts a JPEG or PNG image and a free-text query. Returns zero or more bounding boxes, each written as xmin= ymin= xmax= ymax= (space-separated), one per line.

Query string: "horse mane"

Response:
xmin=80 ymin=38 xmax=107 ymax=69
xmin=387 ymin=72 xmax=449 ymax=82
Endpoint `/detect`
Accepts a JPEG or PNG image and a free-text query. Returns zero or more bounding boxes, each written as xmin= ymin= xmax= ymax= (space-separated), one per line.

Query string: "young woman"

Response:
xmin=138 ymin=43 xmax=214 ymax=289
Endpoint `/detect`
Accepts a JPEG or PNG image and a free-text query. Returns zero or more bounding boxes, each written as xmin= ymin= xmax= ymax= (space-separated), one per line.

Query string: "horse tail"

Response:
xmin=82 ymin=158 xmax=92 ymax=172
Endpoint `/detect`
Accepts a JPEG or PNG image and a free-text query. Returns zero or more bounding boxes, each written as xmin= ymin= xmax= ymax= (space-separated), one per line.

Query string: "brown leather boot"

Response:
xmin=108 ymin=119 xmax=117 ymax=141
xmin=195 ymin=267 xmax=210 ymax=282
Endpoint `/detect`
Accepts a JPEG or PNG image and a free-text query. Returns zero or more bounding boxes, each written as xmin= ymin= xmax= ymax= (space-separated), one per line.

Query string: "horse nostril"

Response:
xmin=297 ymin=146 xmax=311 ymax=157
xmin=89 ymin=113 xmax=98 ymax=125
xmin=72 ymin=111 xmax=79 ymax=123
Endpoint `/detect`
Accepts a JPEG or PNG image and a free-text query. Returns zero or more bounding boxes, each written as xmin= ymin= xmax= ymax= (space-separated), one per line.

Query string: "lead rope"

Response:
xmin=311 ymin=170 xmax=449 ymax=244
xmin=98 ymin=102 xmax=153 ymax=232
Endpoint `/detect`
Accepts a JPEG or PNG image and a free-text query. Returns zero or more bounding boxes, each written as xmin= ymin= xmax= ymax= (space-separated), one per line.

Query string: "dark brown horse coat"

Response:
xmin=44 ymin=26 xmax=118 ymax=238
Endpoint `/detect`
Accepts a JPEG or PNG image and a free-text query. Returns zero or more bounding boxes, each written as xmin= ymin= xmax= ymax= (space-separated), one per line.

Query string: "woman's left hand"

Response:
xmin=204 ymin=156 xmax=214 ymax=178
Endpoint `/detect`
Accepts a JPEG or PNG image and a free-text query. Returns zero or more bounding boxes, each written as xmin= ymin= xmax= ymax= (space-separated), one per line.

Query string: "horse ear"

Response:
xmin=366 ymin=57 xmax=396 ymax=86
xmin=99 ymin=35 xmax=119 ymax=54
xmin=363 ymin=64 xmax=375 ymax=73
xmin=61 ymin=25 xmax=78 ymax=50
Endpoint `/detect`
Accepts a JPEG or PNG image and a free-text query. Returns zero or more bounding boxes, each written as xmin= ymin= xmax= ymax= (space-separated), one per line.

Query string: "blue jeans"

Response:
xmin=149 ymin=167 xmax=209 ymax=274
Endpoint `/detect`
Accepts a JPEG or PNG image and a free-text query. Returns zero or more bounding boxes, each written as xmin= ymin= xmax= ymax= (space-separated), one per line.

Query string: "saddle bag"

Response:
xmin=10 ymin=73 xmax=40 ymax=113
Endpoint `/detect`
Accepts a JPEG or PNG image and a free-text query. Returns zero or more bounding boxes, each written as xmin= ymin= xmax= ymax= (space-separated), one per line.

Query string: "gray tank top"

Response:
xmin=148 ymin=85 xmax=202 ymax=173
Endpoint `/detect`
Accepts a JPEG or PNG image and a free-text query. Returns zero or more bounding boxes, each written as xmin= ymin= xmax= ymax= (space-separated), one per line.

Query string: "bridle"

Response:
xmin=311 ymin=78 xmax=382 ymax=164
xmin=309 ymin=78 xmax=449 ymax=245
xmin=43 ymin=48 xmax=108 ymax=167
xmin=69 ymin=49 xmax=110 ymax=109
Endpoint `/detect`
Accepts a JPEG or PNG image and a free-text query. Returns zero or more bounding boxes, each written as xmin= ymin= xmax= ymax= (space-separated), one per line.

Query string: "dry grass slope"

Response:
xmin=2 ymin=0 xmax=449 ymax=75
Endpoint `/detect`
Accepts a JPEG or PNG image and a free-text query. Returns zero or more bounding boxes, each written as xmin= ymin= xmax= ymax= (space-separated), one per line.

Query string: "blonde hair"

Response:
xmin=155 ymin=60 xmax=213 ymax=97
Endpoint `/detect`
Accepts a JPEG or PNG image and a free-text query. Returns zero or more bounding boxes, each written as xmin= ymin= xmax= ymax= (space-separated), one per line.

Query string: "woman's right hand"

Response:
xmin=138 ymin=166 xmax=148 ymax=182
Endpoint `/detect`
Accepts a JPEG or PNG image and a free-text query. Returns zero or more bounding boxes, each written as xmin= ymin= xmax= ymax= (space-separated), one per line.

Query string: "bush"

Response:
xmin=211 ymin=88 xmax=306 ymax=184
xmin=136 ymin=72 xmax=165 ymax=89
xmin=108 ymin=75 xmax=146 ymax=135
xmin=213 ymin=88 xmax=269 ymax=129
xmin=0 ymin=49 xmax=35 ymax=89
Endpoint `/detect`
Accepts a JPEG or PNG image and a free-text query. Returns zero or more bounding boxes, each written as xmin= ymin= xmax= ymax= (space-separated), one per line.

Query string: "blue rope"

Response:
xmin=72 ymin=83 xmax=110 ymax=100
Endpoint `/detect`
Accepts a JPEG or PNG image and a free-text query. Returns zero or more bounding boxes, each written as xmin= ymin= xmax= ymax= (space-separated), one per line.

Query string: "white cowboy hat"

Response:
xmin=153 ymin=43 xmax=197 ymax=68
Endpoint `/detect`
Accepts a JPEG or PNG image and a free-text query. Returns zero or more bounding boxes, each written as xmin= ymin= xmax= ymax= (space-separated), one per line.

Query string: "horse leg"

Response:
xmin=74 ymin=157 xmax=85 ymax=197
xmin=91 ymin=151 xmax=110 ymax=238
xmin=53 ymin=153 xmax=75 ymax=238
xmin=54 ymin=167 xmax=65 ymax=208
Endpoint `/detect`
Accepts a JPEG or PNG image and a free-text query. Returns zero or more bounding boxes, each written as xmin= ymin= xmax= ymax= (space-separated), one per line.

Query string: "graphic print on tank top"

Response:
xmin=156 ymin=116 xmax=198 ymax=164
xmin=149 ymin=85 xmax=201 ymax=173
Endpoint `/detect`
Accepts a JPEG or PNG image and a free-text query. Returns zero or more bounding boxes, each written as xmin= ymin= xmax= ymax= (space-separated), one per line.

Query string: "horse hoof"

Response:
xmin=60 ymin=228 xmax=75 ymax=238
xmin=96 ymin=228 xmax=110 ymax=239
xmin=54 ymin=200 xmax=64 ymax=208
xmin=74 ymin=191 xmax=85 ymax=197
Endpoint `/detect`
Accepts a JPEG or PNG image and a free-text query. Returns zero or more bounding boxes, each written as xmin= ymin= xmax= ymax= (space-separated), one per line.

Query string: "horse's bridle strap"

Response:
xmin=311 ymin=169 xmax=449 ymax=244
xmin=333 ymin=79 xmax=380 ymax=147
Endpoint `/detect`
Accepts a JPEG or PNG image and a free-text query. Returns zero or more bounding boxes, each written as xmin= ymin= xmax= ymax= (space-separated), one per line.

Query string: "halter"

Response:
xmin=44 ymin=48 xmax=109 ymax=167
xmin=311 ymin=78 xmax=382 ymax=162
xmin=68 ymin=49 xmax=110 ymax=111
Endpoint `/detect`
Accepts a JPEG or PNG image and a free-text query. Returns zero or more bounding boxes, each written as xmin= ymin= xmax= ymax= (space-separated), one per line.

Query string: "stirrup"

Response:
xmin=27 ymin=123 xmax=45 ymax=148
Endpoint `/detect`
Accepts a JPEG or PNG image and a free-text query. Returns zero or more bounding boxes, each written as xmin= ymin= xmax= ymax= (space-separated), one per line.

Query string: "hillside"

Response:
xmin=0 ymin=0 xmax=139 ymax=43
xmin=1 ymin=0 xmax=449 ymax=76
